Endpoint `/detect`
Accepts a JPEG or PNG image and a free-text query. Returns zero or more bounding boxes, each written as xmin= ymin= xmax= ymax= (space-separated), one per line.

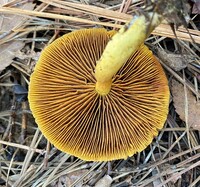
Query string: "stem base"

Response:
xmin=95 ymin=80 xmax=112 ymax=96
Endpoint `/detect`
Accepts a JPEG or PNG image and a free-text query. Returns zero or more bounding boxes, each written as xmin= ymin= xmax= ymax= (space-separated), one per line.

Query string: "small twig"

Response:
xmin=71 ymin=162 xmax=102 ymax=186
xmin=27 ymin=30 xmax=36 ymax=67
xmin=47 ymin=27 xmax=60 ymax=45
xmin=189 ymin=174 xmax=200 ymax=187
xmin=20 ymin=102 xmax=28 ymax=144
xmin=42 ymin=154 xmax=71 ymax=187
xmin=11 ymin=63 xmax=31 ymax=77
xmin=194 ymin=76 xmax=199 ymax=102
xmin=6 ymin=148 xmax=19 ymax=187
xmin=0 ymin=139 xmax=45 ymax=154
xmin=157 ymin=159 xmax=200 ymax=187
xmin=2 ymin=103 xmax=16 ymax=141
xmin=162 ymin=131 xmax=187 ymax=159
xmin=44 ymin=140 xmax=50 ymax=169
xmin=183 ymin=69 xmax=191 ymax=149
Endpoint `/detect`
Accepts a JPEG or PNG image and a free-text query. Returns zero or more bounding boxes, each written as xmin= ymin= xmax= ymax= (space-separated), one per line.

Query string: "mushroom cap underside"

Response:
xmin=28 ymin=28 xmax=169 ymax=161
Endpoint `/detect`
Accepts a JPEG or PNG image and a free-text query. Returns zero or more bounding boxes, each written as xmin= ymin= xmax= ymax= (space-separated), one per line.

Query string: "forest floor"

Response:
xmin=0 ymin=0 xmax=200 ymax=186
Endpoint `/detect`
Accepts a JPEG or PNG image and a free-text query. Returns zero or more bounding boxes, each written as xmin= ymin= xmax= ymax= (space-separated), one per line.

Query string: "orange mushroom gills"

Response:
xmin=28 ymin=28 xmax=169 ymax=161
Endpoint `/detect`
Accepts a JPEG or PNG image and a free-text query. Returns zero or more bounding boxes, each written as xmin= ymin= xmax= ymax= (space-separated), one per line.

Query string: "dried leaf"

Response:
xmin=0 ymin=1 xmax=35 ymax=33
xmin=191 ymin=1 xmax=200 ymax=14
xmin=146 ymin=184 xmax=154 ymax=187
xmin=0 ymin=0 xmax=35 ymax=72
xmin=50 ymin=170 xmax=89 ymax=187
xmin=171 ymin=79 xmax=200 ymax=130
xmin=156 ymin=49 xmax=188 ymax=71
xmin=95 ymin=175 xmax=113 ymax=187
xmin=15 ymin=51 xmax=41 ymax=61
xmin=0 ymin=41 xmax=25 ymax=72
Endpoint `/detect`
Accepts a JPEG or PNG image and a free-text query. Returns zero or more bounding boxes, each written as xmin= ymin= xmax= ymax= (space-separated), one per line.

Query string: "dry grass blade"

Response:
xmin=39 ymin=0 xmax=131 ymax=21
xmin=153 ymin=24 xmax=200 ymax=44
xmin=42 ymin=154 xmax=70 ymax=187
xmin=189 ymin=175 xmax=200 ymax=187
xmin=0 ymin=5 xmax=200 ymax=44
xmin=157 ymin=159 xmax=200 ymax=187
xmin=183 ymin=70 xmax=191 ymax=149
xmin=71 ymin=162 xmax=102 ymax=186
xmin=0 ymin=7 xmax=121 ymax=29
xmin=0 ymin=139 xmax=44 ymax=154
xmin=12 ymin=129 xmax=42 ymax=187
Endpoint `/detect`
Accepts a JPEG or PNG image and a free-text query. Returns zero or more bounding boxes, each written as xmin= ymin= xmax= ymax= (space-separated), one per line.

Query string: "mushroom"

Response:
xmin=29 ymin=13 xmax=169 ymax=161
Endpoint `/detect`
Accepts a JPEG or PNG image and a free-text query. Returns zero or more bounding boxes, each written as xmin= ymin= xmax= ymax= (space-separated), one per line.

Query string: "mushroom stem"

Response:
xmin=95 ymin=12 xmax=163 ymax=96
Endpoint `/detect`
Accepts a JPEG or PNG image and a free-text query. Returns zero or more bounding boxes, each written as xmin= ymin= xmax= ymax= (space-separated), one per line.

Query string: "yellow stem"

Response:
xmin=95 ymin=12 xmax=163 ymax=95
